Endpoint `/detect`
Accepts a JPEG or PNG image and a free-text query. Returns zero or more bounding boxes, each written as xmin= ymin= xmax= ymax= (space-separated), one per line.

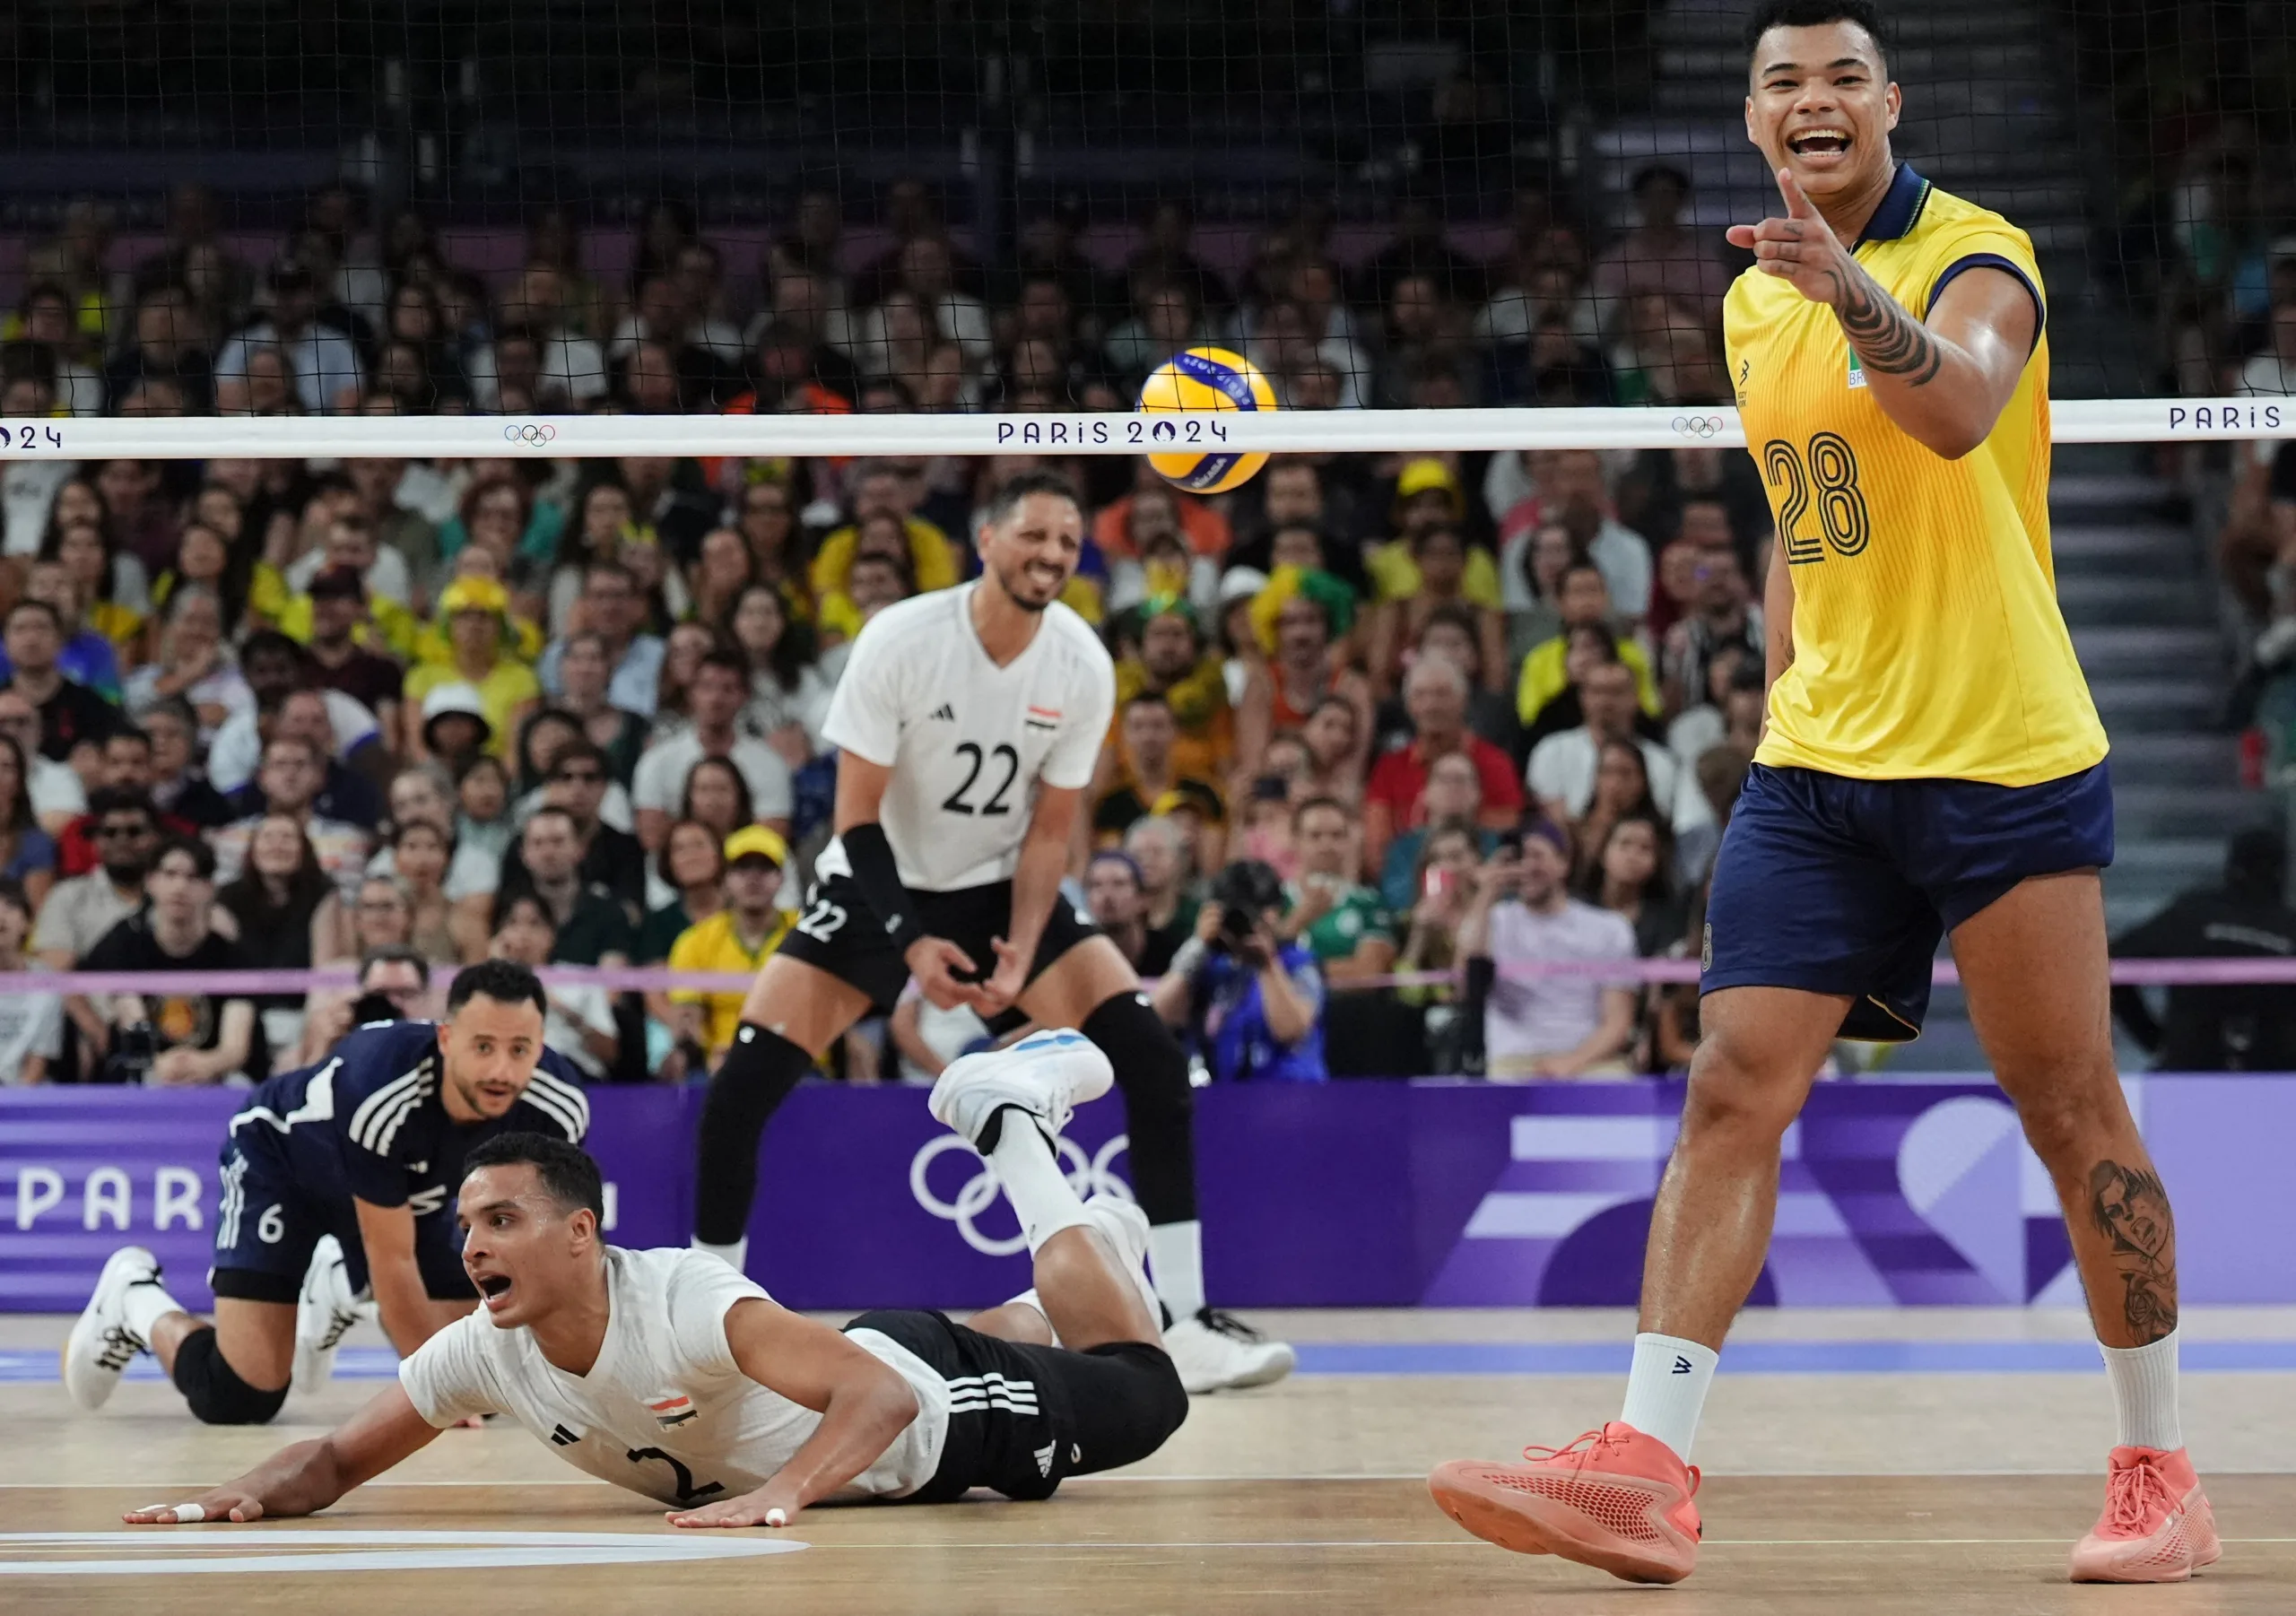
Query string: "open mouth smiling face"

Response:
xmin=1786 ymin=126 xmax=1854 ymax=166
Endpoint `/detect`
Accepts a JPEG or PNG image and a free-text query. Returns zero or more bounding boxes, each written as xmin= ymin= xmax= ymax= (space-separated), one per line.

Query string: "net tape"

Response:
xmin=3 ymin=398 xmax=2292 ymax=462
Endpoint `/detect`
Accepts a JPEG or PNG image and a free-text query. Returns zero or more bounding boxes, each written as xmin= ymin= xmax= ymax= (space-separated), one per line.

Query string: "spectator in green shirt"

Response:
xmin=1282 ymin=795 xmax=1396 ymax=985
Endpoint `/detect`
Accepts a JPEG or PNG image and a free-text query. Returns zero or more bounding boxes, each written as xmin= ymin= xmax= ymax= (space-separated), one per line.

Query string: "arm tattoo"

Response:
xmin=2088 ymin=1159 xmax=2179 ymax=1344
xmin=1820 ymin=261 xmax=1944 ymax=387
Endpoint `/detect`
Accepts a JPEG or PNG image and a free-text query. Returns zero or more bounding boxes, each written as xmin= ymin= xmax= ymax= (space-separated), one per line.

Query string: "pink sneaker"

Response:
xmin=2068 ymin=1446 xmax=2221 ymax=1583
xmin=1429 ymin=1422 xmax=1700 ymax=1585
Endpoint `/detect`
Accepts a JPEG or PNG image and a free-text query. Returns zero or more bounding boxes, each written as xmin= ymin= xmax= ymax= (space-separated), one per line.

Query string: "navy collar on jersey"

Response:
xmin=1853 ymin=161 xmax=1931 ymax=248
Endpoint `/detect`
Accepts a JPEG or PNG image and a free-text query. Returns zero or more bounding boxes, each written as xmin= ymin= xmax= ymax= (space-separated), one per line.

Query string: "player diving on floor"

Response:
xmin=120 ymin=1030 xmax=1188 ymax=1528
xmin=63 ymin=960 xmax=590 ymax=1425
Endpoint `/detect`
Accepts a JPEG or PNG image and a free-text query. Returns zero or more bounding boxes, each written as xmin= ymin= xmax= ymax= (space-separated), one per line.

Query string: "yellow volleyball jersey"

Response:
xmin=1726 ymin=163 xmax=2106 ymax=786
xmin=668 ymin=908 xmax=793 ymax=1057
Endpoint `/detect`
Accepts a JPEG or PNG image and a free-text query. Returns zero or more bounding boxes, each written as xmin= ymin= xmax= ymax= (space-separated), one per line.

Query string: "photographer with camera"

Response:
xmin=1150 ymin=857 xmax=1327 ymax=1083
xmin=293 ymin=946 xmax=437 ymax=1064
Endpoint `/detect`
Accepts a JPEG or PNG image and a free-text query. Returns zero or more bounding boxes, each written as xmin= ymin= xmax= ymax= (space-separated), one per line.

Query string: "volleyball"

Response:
xmin=1137 ymin=346 xmax=1278 ymax=494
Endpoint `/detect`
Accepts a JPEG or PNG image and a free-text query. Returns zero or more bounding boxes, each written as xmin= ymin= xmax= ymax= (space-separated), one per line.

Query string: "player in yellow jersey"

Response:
xmin=1429 ymin=3 xmax=2213 ymax=1588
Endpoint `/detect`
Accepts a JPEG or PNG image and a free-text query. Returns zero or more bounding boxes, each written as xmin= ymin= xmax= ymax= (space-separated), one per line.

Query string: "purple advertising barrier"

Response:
xmin=2141 ymin=1076 xmax=2296 ymax=1305
xmin=0 ymin=1074 xmax=2281 ymax=1312
xmin=737 ymin=1079 xmax=1431 ymax=1310
xmin=0 ymin=1086 xmax=694 ymax=1313
xmin=0 ymin=1087 xmax=243 ymax=1312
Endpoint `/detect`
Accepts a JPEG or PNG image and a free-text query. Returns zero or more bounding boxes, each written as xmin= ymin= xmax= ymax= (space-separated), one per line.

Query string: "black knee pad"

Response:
xmin=171 ymin=1326 xmax=290 ymax=1426
xmin=694 ymin=1022 xmax=816 ymax=1245
xmin=1082 ymin=1341 xmax=1192 ymax=1462
xmin=1081 ymin=992 xmax=1196 ymax=1225
xmin=1126 ymin=1342 xmax=1192 ymax=1440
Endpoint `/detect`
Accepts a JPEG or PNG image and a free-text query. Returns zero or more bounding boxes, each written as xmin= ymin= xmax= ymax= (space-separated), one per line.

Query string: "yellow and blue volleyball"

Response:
xmin=1137 ymin=346 xmax=1278 ymax=495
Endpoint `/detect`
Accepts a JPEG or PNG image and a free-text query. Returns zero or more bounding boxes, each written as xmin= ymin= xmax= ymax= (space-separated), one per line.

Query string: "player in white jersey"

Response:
xmin=124 ymin=1033 xmax=1189 ymax=1529
xmin=690 ymin=470 xmax=1292 ymax=1395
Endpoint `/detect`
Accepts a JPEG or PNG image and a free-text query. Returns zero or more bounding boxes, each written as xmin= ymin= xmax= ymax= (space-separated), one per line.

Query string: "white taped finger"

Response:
xmin=172 ymin=1503 xmax=206 ymax=1524
xmin=764 ymin=1508 xmax=787 ymax=1528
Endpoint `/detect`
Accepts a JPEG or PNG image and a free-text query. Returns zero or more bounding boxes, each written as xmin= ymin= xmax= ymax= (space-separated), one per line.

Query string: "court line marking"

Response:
xmin=0 ymin=1532 xmax=2291 ymax=1552
xmin=0 ymin=1529 xmax=808 ymax=1576
xmin=582 ymin=1537 xmax=2296 ymax=1550
xmin=15 ymin=1467 xmax=2296 ymax=1487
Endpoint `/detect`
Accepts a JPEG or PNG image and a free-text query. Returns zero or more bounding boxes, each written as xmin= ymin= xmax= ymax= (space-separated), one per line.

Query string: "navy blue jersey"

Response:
xmin=227 ymin=1020 xmax=590 ymax=1221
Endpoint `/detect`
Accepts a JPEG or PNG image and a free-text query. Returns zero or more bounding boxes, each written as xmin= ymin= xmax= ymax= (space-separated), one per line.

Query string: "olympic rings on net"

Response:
xmin=1671 ymin=414 xmax=1726 ymax=439
xmin=502 ymin=423 xmax=558 ymax=446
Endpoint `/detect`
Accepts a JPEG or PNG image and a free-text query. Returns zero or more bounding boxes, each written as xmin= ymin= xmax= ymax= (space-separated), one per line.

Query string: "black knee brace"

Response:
xmin=172 ymin=1325 xmax=290 ymax=1426
xmin=694 ymin=1022 xmax=816 ymax=1245
xmin=1082 ymin=992 xmax=1197 ymax=1226
xmin=1066 ymin=1342 xmax=1192 ymax=1475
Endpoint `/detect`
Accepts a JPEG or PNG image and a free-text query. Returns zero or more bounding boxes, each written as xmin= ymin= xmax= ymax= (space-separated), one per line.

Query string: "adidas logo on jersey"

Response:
xmin=550 ymin=1424 xmax=582 ymax=1447
xmin=929 ymin=703 xmax=957 ymax=722
xmin=1035 ymin=1441 xmax=1057 ymax=1478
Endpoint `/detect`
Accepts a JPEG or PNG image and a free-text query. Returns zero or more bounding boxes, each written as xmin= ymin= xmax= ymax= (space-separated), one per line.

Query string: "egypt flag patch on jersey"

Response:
xmin=648 ymin=1392 xmax=699 ymax=1429
xmin=1025 ymin=705 xmax=1062 ymax=732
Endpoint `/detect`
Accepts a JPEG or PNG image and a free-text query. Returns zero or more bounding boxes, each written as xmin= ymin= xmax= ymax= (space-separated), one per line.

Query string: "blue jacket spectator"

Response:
xmin=1151 ymin=858 xmax=1328 ymax=1083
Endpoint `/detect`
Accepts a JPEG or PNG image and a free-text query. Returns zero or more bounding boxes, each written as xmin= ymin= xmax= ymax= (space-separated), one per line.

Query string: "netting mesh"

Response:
xmin=0 ymin=1 xmax=2288 ymax=415
xmin=0 ymin=4 xmax=2289 ymax=1086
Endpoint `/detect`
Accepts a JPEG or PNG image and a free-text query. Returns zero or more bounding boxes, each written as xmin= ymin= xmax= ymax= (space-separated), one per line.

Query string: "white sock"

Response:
xmin=1146 ymin=1220 xmax=1205 ymax=1320
xmin=691 ymin=1236 xmax=748 ymax=1273
xmin=122 ymin=1275 xmax=186 ymax=1345
xmin=2100 ymin=1330 xmax=2183 ymax=1451
xmin=987 ymin=1115 xmax=1094 ymax=1255
xmin=1617 ymin=1333 xmax=1719 ymax=1463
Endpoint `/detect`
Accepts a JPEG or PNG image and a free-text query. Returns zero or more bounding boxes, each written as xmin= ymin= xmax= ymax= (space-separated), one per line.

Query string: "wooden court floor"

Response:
xmin=5 ymin=1308 xmax=2293 ymax=1613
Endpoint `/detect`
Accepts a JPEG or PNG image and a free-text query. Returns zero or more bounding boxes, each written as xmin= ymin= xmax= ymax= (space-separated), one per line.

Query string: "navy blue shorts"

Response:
xmin=208 ymin=1133 xmax=474 ymax=1306
xmin=1701 ymin=760 xmax=2114 ymax=1041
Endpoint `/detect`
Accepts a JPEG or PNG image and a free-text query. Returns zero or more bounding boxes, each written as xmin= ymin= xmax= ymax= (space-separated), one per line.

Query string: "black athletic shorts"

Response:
xmin=780 ymin=875 xmax=1104 ymax=1018
xmin=207 ymin=1134 xmax=473 ymax=1307
xmin=844 ymin=1308 xmax=1187 ymax=1503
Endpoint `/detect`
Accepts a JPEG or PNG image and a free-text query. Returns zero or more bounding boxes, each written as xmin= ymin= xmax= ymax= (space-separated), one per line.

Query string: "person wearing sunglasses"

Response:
xmin=500 ymin=740 xmax=645 ymax=920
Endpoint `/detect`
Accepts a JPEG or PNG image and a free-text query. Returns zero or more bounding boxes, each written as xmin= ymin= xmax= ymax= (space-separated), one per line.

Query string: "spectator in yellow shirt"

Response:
xmin=402 ymin=577 xmax=540 ymax=763
xmin=810 ymin=462 xmax=959 ymax=642
xmin=665 ymin=824 xmax=795 ymax=1073
xmin=1364 ymin=457 xmax=1504 ymax=609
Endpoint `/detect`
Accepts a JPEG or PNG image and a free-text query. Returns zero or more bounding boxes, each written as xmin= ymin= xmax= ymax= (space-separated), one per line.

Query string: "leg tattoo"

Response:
xmin=2088 ymin=1160 xmax=2179 ymax=1343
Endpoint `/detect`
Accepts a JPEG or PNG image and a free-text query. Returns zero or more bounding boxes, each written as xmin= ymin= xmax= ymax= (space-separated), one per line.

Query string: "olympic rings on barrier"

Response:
xmin=1671 ymin=414 xmax=1726 ymax=439
xmin=909 ymin=1132 xmax=1134 ymax=1255
xmin=502 ymin=423 xmax=558 ymax=446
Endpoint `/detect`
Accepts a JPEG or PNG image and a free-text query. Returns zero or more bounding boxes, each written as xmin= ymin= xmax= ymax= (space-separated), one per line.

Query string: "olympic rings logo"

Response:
xmin=502 ymin=423 xmax=558 ymax=446
xmin=1671 ymin=414 xmax=1726 ymax=439
xmin=909 ymin=1133 xmax=1134 ymax=1256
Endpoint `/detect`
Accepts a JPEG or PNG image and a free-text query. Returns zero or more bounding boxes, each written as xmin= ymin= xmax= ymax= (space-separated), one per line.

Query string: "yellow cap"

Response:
xmin=1392 ymin=456 xmax=1464 ymax=518
xmin=722 ymin=824 xmax=789 ymax=867
xmin=439 ymin=576 xmax=510 ymax=617
xmin=1149 ymin=781 xmax=1228 ymax=823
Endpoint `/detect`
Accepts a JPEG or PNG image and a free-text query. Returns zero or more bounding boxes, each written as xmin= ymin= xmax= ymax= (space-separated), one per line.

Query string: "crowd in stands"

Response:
xmin=2133 ymin=78 xmax=2296 ymax=778
xmin=0 ymin=174 xmax=1766 ymax=1085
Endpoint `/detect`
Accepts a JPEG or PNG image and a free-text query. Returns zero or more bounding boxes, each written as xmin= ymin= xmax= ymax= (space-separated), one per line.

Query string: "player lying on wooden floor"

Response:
xmin=126 ymin=1030 xmax=1187 ymax=1529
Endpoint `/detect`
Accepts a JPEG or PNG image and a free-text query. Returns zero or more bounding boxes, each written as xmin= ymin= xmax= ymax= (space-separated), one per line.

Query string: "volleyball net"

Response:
xmin=5 ymin=399 xmax=2296 ymax=462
